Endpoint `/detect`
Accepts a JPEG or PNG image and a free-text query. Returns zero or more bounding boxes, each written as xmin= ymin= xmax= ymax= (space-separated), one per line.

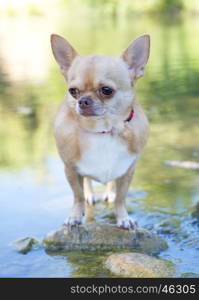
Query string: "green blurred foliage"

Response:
xmin=57 ymin=0 xmax=197 ymax=16
xmin=1 ymin=0 xmax=199 ymax=17
xmin=153 ymin=0 xmax=184 ymax=14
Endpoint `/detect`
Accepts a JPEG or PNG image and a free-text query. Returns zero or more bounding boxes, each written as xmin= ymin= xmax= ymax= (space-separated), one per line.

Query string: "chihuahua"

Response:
xmin=51 ymin=34 xmax=150 ymax=230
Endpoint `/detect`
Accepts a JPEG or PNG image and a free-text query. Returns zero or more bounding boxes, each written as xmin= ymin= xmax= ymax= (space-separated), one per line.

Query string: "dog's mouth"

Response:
xmin=76 ymin=105 xmax=105 ymax=118
xmin=79 ymin=108 xmax=97 ymax=117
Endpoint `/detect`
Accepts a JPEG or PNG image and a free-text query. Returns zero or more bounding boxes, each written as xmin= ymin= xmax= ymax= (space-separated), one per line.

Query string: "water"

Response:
xmin=0 ymin=10 xmax=199 ymax=277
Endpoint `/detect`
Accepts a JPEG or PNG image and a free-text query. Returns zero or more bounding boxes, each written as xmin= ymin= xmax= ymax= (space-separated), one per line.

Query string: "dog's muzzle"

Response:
xmin=78 ymin=97 xmax=96 ymax=116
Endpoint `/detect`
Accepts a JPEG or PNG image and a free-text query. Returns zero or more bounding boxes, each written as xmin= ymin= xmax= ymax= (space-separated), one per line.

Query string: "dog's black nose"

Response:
xmin=78 ymin=97 xmax=93 ymax=109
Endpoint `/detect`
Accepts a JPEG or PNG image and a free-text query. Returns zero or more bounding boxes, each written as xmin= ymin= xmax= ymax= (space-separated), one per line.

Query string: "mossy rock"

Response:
xmin=43 ymin=222 xmax=167 ymax=254
xmin=104 ymin=252 xmax=175 ymax=278
xmin=12 ymin=237 xmax=41 ymax=254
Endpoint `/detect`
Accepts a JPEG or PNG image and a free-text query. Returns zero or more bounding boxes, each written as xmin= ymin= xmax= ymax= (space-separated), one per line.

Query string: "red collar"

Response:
xmin=124 ymin=109 xmax=134 ymax=123
xmin=97 ymin=109 xmax=134 ymax=134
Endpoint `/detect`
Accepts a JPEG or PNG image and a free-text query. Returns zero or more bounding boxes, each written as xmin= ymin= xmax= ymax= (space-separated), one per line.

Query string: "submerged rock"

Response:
xmin=43 ymin=222 xmax=167 ymax=254
xmin=12 ymin=237 xmax=40 ymax=254
xmin=192 ymin=202 xmax=199 ymax=220
xmin=104 ymin=253 xmax=175 ymax=278
xmin=157 ymin=218 xmax=181 ymax=235
xmin=181 ymin=272 xmax=199 ymax=278
xmin=183 ymin=238 xmax=199 ymax=248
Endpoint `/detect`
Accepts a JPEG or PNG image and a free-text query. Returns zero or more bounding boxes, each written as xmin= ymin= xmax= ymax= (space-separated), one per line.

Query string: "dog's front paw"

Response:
xmin=64 ymin=204 xmax=85 ymax=228
xmin=117 ymin=217 xmax=138 ymax=230
xmin=64 ymin=216 xmax=82 ymax=228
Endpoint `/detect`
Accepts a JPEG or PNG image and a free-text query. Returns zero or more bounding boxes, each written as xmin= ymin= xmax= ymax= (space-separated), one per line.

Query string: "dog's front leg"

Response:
xmin=64 ymin=164 xmax=85 ymax=227
xmin=115 ymin=164 xmax=138 ymax=230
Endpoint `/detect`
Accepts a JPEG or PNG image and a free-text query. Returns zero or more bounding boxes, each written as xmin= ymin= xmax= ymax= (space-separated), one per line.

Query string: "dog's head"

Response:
xmin=51 ymin=34 xmax=150 ymax=119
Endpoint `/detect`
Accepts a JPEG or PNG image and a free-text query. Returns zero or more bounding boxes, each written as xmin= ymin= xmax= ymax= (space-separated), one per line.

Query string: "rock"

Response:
xmin=104 ymin=253 xmax=175 ymax=278
xmin=12 ymin=237 xmax=41 ymax=254
xmin=157 ymin=218 xmax=181 ymax=235
xmin=43 ymin=222 xmax=167 ymax=254
xmin=164 ymin=160 xmax=199 ymax=169
xmin=192 ymin=202 xmax=199 ymax=220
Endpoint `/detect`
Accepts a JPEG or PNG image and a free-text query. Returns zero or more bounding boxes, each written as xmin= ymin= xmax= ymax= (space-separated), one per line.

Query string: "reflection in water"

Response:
xmin=0 ymin=11 xmax=199 ymax=277
xmin=46 ymin=250 xmax=114 ymax=278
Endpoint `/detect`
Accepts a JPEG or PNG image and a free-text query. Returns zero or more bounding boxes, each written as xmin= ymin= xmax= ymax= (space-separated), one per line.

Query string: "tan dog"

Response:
xmin=51 ymin=34 xmax=150 ymax=230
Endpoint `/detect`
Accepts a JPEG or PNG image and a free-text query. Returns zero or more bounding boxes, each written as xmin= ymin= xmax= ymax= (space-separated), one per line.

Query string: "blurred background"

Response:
xmin=0 ymin=0 xmax=199 ymax=278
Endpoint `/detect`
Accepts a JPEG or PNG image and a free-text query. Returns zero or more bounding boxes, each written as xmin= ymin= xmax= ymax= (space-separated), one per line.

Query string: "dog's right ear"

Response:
xmin=50 ymin=34 xmax=79 ymax=74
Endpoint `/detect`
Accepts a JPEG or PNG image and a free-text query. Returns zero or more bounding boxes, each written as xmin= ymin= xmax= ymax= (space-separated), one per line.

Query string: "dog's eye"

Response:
xmin=100 ymin=86 xmax=114 ymax=96
xmin=68 ymin=88 xmax=79 ymax=98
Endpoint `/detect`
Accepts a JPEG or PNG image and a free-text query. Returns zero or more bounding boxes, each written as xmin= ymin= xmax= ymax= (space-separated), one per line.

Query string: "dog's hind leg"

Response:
xmin=84 ymin=177 xmax=96 ymax=205
xmin=103 ymin=181 xmax=116 ymax=203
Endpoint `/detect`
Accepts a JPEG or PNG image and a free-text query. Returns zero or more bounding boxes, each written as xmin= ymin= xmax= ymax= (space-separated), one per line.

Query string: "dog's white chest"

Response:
xmin=76 ymin=134 xmax=137 ymax=184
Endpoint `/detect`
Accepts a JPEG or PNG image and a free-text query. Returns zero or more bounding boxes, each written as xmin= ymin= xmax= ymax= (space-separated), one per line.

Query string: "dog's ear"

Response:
xmin=121 ymin=34 xmax=150 ymax=81
xmin=50 ymin=34 xmax=79 ymax=74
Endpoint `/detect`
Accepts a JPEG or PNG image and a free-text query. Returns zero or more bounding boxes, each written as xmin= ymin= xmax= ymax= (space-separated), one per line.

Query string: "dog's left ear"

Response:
xmin=121 ymin=34 xmax=150 ymax=82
